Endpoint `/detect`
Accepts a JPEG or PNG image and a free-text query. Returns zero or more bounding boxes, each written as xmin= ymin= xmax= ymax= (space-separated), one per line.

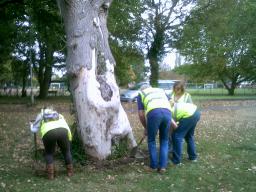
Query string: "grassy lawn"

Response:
xmin=187 ymin=88 xmax=256 ymax=96
xmin=0 ymin=98 xmax=255 ymax=192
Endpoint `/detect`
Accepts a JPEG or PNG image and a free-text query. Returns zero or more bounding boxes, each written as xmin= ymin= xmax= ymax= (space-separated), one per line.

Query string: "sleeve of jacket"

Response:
xmin=30 ymin=113 xmax=42 ymax=133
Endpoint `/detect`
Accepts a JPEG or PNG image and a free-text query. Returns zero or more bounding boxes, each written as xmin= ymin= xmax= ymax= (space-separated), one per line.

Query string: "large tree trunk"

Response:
xmin=148 ymin=55 xmax=159 ymax=87
xmin=57 ymin=0 xmax=137 ymax=160
xmin=21 ymin=70 xmax=27 ymax=97
xmin=221 ymin=78 xmax=237 ymax=96
xmin=38 ymin=64 xmax=52 ymax=98
xmin=147 ymin=26 xmax=164 ymax=87
xmin=37 ymin=44 xmax=54 ymax=99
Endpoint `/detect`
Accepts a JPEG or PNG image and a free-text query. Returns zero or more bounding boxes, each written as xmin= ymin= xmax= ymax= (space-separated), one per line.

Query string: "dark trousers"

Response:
xmin=172 ymin=110 xmax=201 ymax=164
xmin=42 ymin=128 xmax=72 ymax=165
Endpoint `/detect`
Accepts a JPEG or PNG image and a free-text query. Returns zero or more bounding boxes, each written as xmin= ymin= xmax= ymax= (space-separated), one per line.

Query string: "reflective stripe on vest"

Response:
xmin=139 ymin=87 xmax=171 ymax=115
xmin=40 ymin=115 xmax=72 ymax=141
xmin=171 ymin=103 xmax=197 ymax=121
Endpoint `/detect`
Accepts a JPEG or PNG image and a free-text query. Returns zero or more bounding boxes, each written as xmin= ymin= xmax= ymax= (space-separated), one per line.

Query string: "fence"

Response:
xmin=0 ymin=87 xmax=70 ymax=97
xmin=186 ymin=83 xmax=256 ymax=96
xmin=0 ymin=83 xmax=256 ymax=97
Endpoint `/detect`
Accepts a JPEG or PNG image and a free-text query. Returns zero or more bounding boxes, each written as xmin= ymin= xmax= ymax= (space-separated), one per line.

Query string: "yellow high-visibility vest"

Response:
xmin=171 ymin=103 xmax=197 ymax=121
xmin=170 ymin=92 xmax=191 ymax=103
xmin=40 ymin=114 xmax=72 ymax=141
xmin=139 ymin=87 xmax=171 ymax=115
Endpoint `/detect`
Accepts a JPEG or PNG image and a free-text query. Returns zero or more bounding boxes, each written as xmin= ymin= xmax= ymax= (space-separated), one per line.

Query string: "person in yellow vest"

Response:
xmin=30 ymin=107 xmax=73 ymax=179
xmin=170 ymin=81 xmax=193 ymax=103
xmin=170 ymin=102 xmax=200 ymax=165
xmin=169 ymin=81 xmax=193 ymax=154
xmin=137 ymin=84 xmax=172 ymax=173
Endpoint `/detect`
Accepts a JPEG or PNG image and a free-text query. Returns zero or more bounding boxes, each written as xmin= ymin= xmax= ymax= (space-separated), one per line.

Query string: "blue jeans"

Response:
xmin=172 ymin=110 xmax=200 ymax=164
xmin=147 ymin=109 xmax=171 ymax=169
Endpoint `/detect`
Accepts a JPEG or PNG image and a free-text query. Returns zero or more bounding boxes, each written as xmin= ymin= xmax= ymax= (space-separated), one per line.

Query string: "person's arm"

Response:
xmin=171 ymin=119 xmax=178 ymax=130
xmin=30 ymin=113 xmax=42 ymax=133
xmin=137 ymin=94 xmax=147 ymax=136
xmin=138 ymin=110 xmax=146 ymax=128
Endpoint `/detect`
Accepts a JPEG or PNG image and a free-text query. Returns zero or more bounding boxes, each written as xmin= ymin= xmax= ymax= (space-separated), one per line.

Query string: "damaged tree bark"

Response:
xmin=57 ymin=0 xmax=137 ymax=160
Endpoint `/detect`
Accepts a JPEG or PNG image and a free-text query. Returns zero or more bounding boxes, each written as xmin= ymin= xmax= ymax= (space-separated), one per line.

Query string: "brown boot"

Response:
xmin=66 ymin=164 xmax=74 ymax=177
xmin=46 ymin=164 xmax=54 ymax=180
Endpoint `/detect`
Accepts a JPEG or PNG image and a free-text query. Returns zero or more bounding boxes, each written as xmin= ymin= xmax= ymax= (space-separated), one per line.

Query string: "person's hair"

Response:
xmin=173 ymin=81 xmax=185 ymax=94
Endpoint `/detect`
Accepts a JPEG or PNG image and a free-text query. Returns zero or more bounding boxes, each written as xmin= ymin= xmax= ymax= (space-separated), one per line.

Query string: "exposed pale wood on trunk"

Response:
xmin=57 ymin=0 xmax=137 ymax=159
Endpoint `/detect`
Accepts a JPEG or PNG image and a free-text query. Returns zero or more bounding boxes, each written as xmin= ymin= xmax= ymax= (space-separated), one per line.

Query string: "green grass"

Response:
xmin=0 ymin=95 xmax=31 ymax=104
xmin=0 ymin=98 xmax=256 ymax=192
xmin=188 ymin=88 xmax=256 ymax=96
xmin=192 ymin=95 xmax=256 ymax=101
xmin=0 ymin=95 xmax=72 ymax=104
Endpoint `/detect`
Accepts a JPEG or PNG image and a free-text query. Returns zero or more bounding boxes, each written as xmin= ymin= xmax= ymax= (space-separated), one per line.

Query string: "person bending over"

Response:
xmin=137 ymin=85 xmax=172 ymax=173
xmin=30 ymin=107 xmax=73 ymax=179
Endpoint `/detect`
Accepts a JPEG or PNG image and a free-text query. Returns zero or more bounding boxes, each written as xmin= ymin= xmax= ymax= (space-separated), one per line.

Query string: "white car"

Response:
xmin=120 ymin=82 xmax=149 ymax=102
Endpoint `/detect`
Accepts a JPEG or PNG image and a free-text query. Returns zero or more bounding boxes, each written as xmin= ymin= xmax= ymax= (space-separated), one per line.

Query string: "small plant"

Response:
xmin=71 ymin=123 xmax=87 ymax=165
xmin=108 ymin=137 xmax=129 ymax=160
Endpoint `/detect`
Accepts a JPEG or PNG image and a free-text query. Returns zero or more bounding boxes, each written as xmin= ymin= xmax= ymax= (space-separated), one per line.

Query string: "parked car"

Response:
xmin=157 ymin=79 xmax=178 ymax=96
xmin=120 ymin=80 xmax=179 ymax=102
xmin=120 ymin=82 xmax=149 ymax=102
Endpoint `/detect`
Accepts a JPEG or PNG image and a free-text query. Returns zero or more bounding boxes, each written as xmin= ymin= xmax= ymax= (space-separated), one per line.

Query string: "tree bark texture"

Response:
xmin=57 ymin=0 xmax=137 ymax=160
xmin=37 ymin=42 xmax=53 ymax=99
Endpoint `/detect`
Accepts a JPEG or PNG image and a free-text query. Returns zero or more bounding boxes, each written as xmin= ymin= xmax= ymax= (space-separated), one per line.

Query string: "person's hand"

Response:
xmin=171 ymin=121 xmax=178 ymax=130
xmin=174 ymin=122 xmax=179 ymax=130
xmin=29 ymin=121 xmax=38 ymax=133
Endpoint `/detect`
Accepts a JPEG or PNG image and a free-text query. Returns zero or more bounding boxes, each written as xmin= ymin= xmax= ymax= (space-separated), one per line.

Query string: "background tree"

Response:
xmin=57 ymin=0 xmax=137 ymax=160
xmin=12 ymin=13 xmax=36 ymax=97
xmin=110 ymin=44 xmax=145 ymax=86
xmin=29 ymin=0 xmax=66 ymax=98
xmin=174 ymin=0 xmax=256 ymax=95
xmin=0 ymin=61 xmax=13 ymax=87
xmin=0 ymin=0 xmax=67 ymax=98
xmin=140 ymin=0 xmax=195 ymax=86
xmin=0 ymin=0 xmax=25 ymax=88
xmin=108 ymin=0 xmax=145 ymax=86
